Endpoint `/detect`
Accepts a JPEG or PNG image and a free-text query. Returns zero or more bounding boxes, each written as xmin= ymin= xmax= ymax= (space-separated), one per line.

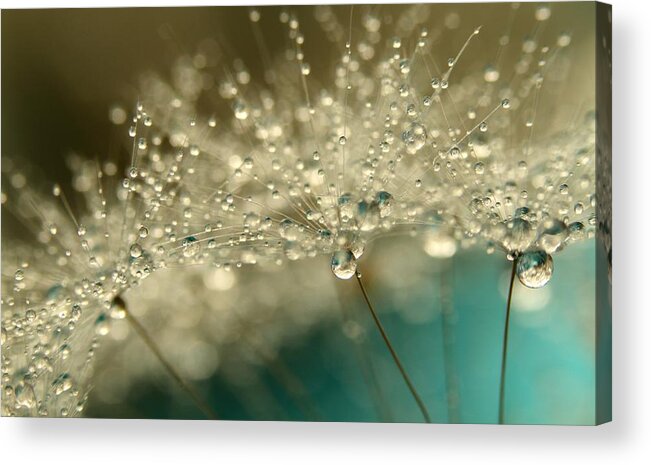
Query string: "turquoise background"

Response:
xmin=88 ymin=240 xmax=604 ymax=424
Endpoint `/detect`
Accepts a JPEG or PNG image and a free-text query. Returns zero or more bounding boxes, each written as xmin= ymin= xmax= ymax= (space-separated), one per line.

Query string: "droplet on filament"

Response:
xmin=331 ymin=250 xmax=357 ymax=280
xmin=516 ymin=250 xmax=554 ymax=288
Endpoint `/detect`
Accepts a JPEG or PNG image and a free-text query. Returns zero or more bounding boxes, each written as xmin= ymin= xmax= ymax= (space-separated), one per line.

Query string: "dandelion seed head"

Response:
xmin=2 ymin=3 xmax=598 ymax=416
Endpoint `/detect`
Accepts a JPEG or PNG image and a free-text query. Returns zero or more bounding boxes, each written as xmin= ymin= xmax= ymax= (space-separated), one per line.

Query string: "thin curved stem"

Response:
xmin=116 ymin=296 xmax=218 ymax=420
xmin=498 ymin=260 xmax=517 ymax=424
xmin=355 ymin=273 xmax=432 ymax=423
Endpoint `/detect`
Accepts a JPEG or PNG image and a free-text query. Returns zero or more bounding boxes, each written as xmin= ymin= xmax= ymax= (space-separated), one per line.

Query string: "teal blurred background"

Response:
xmin=87 ymin=239 xmax=601 ymax=424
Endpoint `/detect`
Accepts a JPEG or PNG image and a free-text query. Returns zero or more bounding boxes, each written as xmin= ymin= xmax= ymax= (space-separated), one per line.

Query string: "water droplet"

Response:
xmin=331 ymin=250 xmax=357 ymax=280
xmin=484 ymin=65 xmax=500 ymax=82
xmin=241 ymin=213 xmax=260 ymax=231
xmin=129 ymin=243 xmax=143 ymax=258
xmin=182 ymin=236 xmax=201 ymax=258
xmin=234 ymin=102 xmax=249 ymax=120
xmin=538 ymin=219 xmax=569 ymax=253
xmin=557 ymin=32 xmax=572 ymax=47
xmin=399 ymin=59 xmax=411 ymax=75
xmin=94 ymin=313 xmax=111 ymax=336
xmin=402 ymin=122 xmax=427 ymax=154
xmin=516 ymin=250 xmax=554 ymax=288
xmin=129 ymin=253 xmax=153 ymax=278
xmin=375 ymin=191 xmax=393 ymax=218
xmin=14 ymin=382 xmax=36 ymax=409
xmin=535 ymin=5 xmax=552 ymax=21
xmin=71 ymin=303 xmax=82 ymax=321
xmin=568 ymin=221 xmax=585 ymax=241
xmin=110 ymin=298 xmax=127 ymax=319
xmin=52 ymin=373 xmax=73 ymax=395
xmin=357 ymin=200 xmax=380 ymax=232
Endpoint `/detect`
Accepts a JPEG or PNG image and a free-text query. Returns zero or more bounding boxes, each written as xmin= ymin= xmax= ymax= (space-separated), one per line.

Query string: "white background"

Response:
xmin=1 ymin=0 xmax=649 ymax=463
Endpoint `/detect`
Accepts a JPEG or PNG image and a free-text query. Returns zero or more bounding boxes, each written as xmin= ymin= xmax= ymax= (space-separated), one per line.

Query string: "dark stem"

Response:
xmin=355 ymin=273 xmax=432 ymax=423
xmin=440 ymin=258 xmax=460 ymax=423
xmin=498 ymin=259 xmax=518 ymax=424
xmin=117 ymin=296 xmax=218 ymax=420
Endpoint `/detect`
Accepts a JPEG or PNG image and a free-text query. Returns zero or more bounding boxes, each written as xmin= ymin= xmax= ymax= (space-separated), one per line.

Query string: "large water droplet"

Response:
xmin=375 ymin=191 xmax=393 ymax=218
xmin=182 ymin=236 xmax=201 ymax=258
xmin=52 ymin=373 xmax=73 ymax=395
xmin=516 ymin=250 xmax=554 ymax=288
xmin=357 ymin=201 xmax=380 ymax=232
xmin=538 ymin=219 xmax=569 ymax=253
xmin=331 ymin=250 xmax=357 ymax=280
xmin=338 ymin=193 xmax=356 ymax=222
xmin=14 ymin=382 xmax=36 ymax=409
xmin=129 ymin=243 xmax=143 ymax=258
xmin=279 ymin=219 xmax=301 ymax=241
xmin=244 ymin=212 xmax=261 ymax=229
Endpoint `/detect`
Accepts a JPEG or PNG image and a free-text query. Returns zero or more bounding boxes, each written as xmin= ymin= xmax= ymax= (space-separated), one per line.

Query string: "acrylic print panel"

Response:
xmin=1 ymin=2 xmax=611 ymax=425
